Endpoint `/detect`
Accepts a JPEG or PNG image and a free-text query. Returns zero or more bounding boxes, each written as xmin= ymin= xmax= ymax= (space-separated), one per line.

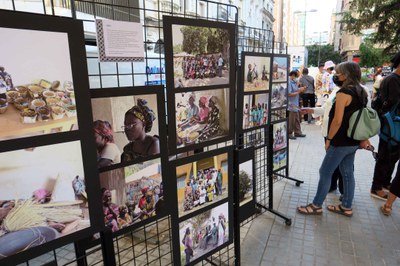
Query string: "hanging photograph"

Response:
xmin=273 ymin=121 xmax=287 ymax=152
xmin=172 ymin=88 xmax=233 ymax=151
xmin=91 ymin=86 xmax=166 ymax=170
xmin=273 ymin=149 xmax=287 ymax=171
xmin=0 ymin=22 xmax=85 ymax=142
xmin=243 ymin=54 xmax=271 ymax=92
xmin=0 ymin=141 xmax=91 ymax=259
xmin=163 ymin=16 xmax=235 ymax=90
xmin=235 ymin=147 xmax=256 ymax=222
xmin=272 ymin=56 xmax=288 ymax=83
xmin=271 ymin=109 xmax=286 ymax=122
xmin=270 ymin=83 xmax=287 ymax=109
xmin=179 ymin=201 xmax=231 ymax=266
xmin=176 ymin=151 xmax=229 ymax=218
xmin=242 ymin=93 xmax=269 ymax=131
xmin=99 ymin=158 xmax=165 ymax=234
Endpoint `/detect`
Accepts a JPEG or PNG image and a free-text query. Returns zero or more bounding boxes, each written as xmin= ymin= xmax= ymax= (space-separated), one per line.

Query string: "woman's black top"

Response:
xmin=328 ymin=86 xmax=365 ymax=147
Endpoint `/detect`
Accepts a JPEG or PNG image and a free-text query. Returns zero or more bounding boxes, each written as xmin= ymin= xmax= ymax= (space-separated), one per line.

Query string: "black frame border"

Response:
xmin=169 ymin=146 xmax=234 ymax=266
xmin=0 ymin=10 xmax=102 ymax=265
xmin=235 ymin=146 xmax=256 ymax=223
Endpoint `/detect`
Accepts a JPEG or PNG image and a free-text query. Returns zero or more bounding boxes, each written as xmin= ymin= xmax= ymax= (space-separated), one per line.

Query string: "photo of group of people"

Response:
xmin=99 ymin=158 xmax=163 ymax=233
xmin=243 ymin=55 xmax=270 ymax=92
xmin=273 ymin=122 xmax=287 ymax=152
xmin=175 ymin=89 xmax=230 ymax=149
xmin=179 ymin=202 xmax=229 ymax=265
xmin=271 ymin=83 xmax=287 ymax=109
xmin=273 ymin=150 xmax=287 ymax=171
xmin=272 ymin=57 xmax=288 ymax=83
xmin=271 ymin=109 xmax=286 ymax=122
xmin=238 ymin=160 xmax=253 ymax=207
xmin=171 ymin=23 xmax=231 ymax=88
xmin=91 ymin=93 xmax=160 ymax=169
xmin=242 ymin=93 xmax=269 ymax=130
xmin=0 ymin=27 xmax=78 ymax=142
xmin=0 ymin=141 xmax=90 ymax=258
xmin=176 ymin=152 xmax=228 ymax=218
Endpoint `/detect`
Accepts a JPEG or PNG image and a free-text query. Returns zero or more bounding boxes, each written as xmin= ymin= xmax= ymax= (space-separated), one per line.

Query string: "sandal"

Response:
xmin=381 ymin=204 xmax=392 ymax=216
xmin=327 ymin=205 xmax=353 ymax=217
xmin=297 ymin=203 xmax=323 ymax=215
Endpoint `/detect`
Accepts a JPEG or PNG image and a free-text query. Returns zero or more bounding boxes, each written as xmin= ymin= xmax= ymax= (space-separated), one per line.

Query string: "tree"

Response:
xmin=340 ymin=0 xmax=400 ymax=53
xmin=306 ymin=44 xmax=342 ymax=67
xmin=358 ymin=42 xmax=391 ymax=67
xmin=181 ymin=26 xmax=208 ymax=54
xmin=238 ymin=170 xmax=251 ymax=201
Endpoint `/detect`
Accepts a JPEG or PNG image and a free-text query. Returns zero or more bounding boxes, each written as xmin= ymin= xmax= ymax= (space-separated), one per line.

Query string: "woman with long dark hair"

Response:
xmin=297 ymin=61 xmax=371 ymax=217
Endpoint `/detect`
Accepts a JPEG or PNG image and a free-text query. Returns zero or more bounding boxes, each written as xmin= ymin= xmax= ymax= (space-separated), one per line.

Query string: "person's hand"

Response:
xmin=360 ymin=139 xmax=372 ymax=150
xmin=325 ymin=139 xmax=330 ymax=151
xmin=299 ymin=87 xmax=305 ymax=93
xmin=300 ymin=108 xmax=313 ymax=114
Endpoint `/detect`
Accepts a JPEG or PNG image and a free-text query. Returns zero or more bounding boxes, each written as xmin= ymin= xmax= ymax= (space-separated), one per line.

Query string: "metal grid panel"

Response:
xmin=1 ymin=0 xmax=285 ymax=264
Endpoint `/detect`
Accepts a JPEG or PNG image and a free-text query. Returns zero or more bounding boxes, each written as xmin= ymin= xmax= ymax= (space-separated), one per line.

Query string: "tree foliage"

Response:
xmin=306 ymin=44 xmax=342 ymax=67
xmin=238 ymin=170 xmax=251 ymax=201
xmin=340 ymin=0 xmax=400 ymax=53
xmin=180 ymin=26 xmax=230 ymax=56
xmin=359 ymin=42 xmax=391 ymax=67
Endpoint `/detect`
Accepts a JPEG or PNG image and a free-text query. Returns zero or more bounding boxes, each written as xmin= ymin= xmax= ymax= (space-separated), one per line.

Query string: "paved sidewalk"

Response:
xmin=241 ymin=122 xmax=400 ymax=266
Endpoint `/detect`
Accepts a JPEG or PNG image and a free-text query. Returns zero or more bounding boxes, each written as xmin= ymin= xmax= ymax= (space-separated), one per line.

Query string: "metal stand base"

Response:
xmin=273 ymin=173 xmax=304 ymax=187
xmin=256 ymin=203 xmax=292 ymax=226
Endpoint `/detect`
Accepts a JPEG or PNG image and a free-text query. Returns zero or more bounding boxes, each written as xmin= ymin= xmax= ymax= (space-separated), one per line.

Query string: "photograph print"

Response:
xmin=0 ymin=141 xmax=90 ymax=259
xmin=238 ymin=159 xmax=253 ymax=207
xmin=243 ymin=54 xmax=271 ymax=92
xmin=273 ymin=121 xmax=287 ymax=152
xmin=272 ymin=57 xmax=288 ymax=83
xmin=174 ymin=88 xmax=231 ymax=150
xmin=270 ymin=83 xmax=287 ymax=109
xmin=271 ymin=109 xmax=286 ymax=122
xmin=0 ymin=26 xmax=79 ymax=141
xmin=273 ymin=149 xmax=287 ymax=171
xmin=176 ymin=152 xmax=228 ymax=218
xmin=91 ymin=88 xmax=163 ymax=169
xmin=164 ymin=16 xmax=234 ymax=89
xmin=179 ymin=202 xmax=230 ymax=265
xmin=99 ymin=158 xmax=164 ymax=233
xmin=242 ymin=93 xmax=269 ymax=130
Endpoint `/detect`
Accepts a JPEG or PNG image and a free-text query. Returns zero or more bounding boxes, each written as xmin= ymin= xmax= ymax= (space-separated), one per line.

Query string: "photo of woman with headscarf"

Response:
xmin=198 ymin=96 xmax=220 ymax=142
xmin=93 ymin=120 xmax=121 ymax=168
xmin=121 ymin=99 xmax=159 ymax=162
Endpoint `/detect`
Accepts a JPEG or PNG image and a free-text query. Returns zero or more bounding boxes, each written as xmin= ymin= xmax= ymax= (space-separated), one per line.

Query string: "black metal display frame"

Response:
xmin=0 ymin=1 xmax=304 ymax=265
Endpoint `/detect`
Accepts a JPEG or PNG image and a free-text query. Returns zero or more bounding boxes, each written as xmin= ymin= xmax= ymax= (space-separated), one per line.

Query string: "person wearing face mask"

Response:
xmin=370 ymin=51 xmax=400 ymax=211
xmin=297 ymin=61 xmax=371 ymax=217
xmin=288 ymin=70 xmax=306 ymax=139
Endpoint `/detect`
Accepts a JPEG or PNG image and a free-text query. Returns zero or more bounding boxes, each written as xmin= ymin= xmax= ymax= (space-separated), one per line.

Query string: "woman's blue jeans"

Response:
xmin=313 ymin=145 xmax=359 ymax=209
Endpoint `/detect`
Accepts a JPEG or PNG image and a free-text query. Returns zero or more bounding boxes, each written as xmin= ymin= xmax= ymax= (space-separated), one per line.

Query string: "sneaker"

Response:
xmin=315 ymin=121 xmax=322 ymax=126
xmin=289 ymin=136 xmax=297 ymax=140
xmin=295 ymin=133 xmax=306 ymax=137
xmin=370 ymin=190 xmax=388 ymax=201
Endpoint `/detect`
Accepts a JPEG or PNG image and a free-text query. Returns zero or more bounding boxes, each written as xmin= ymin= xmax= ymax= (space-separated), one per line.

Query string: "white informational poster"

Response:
xmin=96 ymin=19 xmax=145 ymax=62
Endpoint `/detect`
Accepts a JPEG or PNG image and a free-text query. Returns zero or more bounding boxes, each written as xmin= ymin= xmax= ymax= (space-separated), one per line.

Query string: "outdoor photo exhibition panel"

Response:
xmin=0 ymin=10 xmax=102 ymax=265
xmin=170 ymin=147 xmax=234 ymax=266
xmin=163 ymin=15 xmax=236 ymax=153
xmin=163 ymin=16 xmax=235 ymax=91
xmin=270 ymin=55 xmax=289 ymax=124
xmin=238 ymin=52 xmax=273 ymax=135
xmin=235 ymin=147 xmax=256 ymax=222
xmin=90 ymin=86 xmax=169 ymax=235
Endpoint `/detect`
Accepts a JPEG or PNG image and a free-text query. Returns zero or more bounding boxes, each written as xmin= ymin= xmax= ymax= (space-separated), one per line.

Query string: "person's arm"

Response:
xmin=325 ymin=92 xmax=352 ymax=150
xmin=147 ymin=136 xmax=160 ymax=155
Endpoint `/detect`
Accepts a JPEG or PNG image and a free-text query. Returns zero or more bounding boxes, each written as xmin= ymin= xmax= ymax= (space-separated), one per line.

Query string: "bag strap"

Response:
xmin=350 ymin=108 xmax=364 ymax=139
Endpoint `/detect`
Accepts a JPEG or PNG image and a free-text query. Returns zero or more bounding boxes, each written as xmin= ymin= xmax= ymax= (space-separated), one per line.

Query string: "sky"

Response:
xmin=291 ymin=0 xmax=337 ymax=36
